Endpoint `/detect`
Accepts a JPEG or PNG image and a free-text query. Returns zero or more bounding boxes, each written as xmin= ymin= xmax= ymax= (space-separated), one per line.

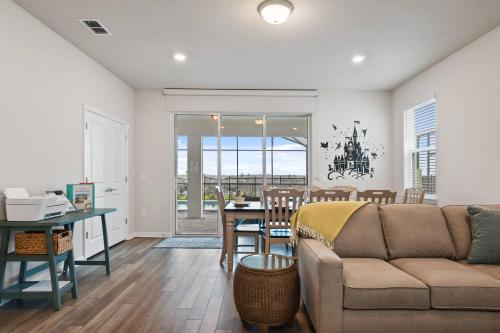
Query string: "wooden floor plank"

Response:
xmin=199 ymin=297 xmax=223 ymax=333
xmin=188 ymin=269 xmax=218 ymax=320
xmin=182 ymin=319 xmax=202 ymax=333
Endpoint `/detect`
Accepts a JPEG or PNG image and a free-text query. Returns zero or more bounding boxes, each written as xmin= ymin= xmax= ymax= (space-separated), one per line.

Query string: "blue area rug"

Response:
xmin=154 ymin=237 xmax=222 ymax=249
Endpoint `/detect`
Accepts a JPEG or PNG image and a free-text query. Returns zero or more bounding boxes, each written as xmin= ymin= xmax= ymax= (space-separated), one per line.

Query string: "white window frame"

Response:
xmin=404 ymin=99 xmax=437 ymax=202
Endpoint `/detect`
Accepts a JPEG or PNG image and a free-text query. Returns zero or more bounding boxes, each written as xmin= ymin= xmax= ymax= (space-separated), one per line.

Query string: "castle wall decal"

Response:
xmin=320 ymin=120 xmax=385 ymax=180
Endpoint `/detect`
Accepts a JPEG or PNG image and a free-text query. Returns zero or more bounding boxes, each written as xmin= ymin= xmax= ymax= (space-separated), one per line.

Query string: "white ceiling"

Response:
xmin=14 ymin=0 xmax=500 ymax=90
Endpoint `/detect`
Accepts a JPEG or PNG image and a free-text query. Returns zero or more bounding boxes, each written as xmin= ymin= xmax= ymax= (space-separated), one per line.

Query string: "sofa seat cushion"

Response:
xmin=459 ymin=260 xmax=500 ymax=280
xmin=334 ymin=204 xmax=388 ymax=260
xmin=391 ymin=258 xmax=500 ymax=310
xmin=342 ymin=258 xmax=430 ymax=310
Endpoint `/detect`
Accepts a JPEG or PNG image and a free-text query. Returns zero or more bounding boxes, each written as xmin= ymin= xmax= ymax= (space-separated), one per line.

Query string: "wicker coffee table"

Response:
xmin=233 ymin=254 xmax=300 ymax=333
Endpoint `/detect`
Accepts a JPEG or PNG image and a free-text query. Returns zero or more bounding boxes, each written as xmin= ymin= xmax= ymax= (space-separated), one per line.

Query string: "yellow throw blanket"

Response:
xmin=290 ymin=201 xmax=368 ymax=249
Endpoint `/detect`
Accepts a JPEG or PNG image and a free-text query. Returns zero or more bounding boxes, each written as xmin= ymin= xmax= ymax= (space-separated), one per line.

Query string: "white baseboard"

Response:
xmin=127 ymin=232 xmax=171 ymax=239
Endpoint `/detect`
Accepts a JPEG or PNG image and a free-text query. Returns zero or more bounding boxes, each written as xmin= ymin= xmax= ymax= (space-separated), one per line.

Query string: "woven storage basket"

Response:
xmin=233 ymin=255 xmax=300 ymax=328
xmin=15 ymin=230 xmax=72 ymax=255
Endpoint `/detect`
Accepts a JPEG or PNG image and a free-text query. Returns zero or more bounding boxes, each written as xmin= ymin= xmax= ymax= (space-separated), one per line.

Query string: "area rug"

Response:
xmin=154 ymin=237 xmax=222 ymax=249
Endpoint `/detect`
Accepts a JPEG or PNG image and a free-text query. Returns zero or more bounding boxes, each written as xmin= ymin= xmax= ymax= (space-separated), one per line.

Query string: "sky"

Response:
xmin=177 ymin=136 xmax=307 ymax=176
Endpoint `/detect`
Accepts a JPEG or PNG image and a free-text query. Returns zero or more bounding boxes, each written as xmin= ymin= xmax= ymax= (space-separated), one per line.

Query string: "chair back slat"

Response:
xmin=403 ymin=188 xmax=425 ymax=204
xmin=310 ymin=189 xmax=351 ymax=203
xmin=263 ymin=188 xmax=305 ymax=229
xmin=215 ymin=186 xmax=227 ymax=236
xmin=356 ymin=190 xmax=397 ymax=204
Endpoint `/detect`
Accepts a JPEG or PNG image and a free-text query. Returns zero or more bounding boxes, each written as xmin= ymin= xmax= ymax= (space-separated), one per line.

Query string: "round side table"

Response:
xmin=233 ymin=254 xmax=300 ymax=333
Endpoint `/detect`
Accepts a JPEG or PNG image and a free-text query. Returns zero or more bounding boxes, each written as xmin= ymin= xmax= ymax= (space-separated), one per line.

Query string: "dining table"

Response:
xmin=224 ymin=201 xmax=267 ymax=271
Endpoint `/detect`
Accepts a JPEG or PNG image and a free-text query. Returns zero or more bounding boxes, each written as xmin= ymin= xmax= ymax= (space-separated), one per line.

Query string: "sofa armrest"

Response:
xmin=298 ymin=238 xmax=343 ymax=333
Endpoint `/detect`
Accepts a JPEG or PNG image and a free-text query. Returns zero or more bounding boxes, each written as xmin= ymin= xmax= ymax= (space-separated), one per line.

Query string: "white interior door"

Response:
xmin=84 ymin=109 xmax=129 ymax=258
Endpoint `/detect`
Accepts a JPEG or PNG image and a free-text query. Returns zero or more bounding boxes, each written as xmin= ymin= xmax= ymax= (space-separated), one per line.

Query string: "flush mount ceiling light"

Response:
xmin=173 ymin=53 xmax=187 ymax=62
xmin=351 ymin=54 xmax=366 ymax=64
xmin=254 ymin=119 xmax=264 ymax=125
xmin=258 ymin=0 xmax=293 ymax=25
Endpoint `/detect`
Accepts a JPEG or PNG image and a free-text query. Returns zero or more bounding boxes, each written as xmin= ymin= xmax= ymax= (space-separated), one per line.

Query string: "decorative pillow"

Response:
xmin=467 ymin=206 xmax=500 ymax=264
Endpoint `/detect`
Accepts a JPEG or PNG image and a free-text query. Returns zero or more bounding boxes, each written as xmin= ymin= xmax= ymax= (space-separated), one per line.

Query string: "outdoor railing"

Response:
xmin=176 ymin=175 xmax=307 ymax=202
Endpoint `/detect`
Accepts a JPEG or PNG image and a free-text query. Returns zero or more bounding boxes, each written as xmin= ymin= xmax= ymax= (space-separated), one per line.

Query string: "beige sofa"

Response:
xmin=298 ymin=204 xmax=500 ymax=333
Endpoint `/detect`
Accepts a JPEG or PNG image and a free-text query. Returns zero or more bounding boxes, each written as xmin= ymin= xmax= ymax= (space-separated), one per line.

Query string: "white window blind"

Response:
xmin=404 ymin=99 xmax=436 ymax=201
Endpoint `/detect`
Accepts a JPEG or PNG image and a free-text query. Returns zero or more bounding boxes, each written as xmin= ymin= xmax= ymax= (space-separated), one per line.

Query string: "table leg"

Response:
xmin=0 ymin=229 xmax=10 ymax=303
xmin=65 ymin=224 xmax=78 ymax=299
xmin=45 ymin=228 xmax=61 ymax=310
xmin=101 ymin=214 xmax=111 ymax=275
xmin=62 ymin=223 xmax=73 ymax=275
xmin=226 ymin=213 xmax=235 ymax=271
xmin=18 ymin=261 xmax=27 ymax=284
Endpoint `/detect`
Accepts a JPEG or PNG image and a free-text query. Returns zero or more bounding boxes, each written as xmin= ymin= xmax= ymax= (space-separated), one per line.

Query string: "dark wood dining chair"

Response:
xmin=310 ymin=189 xmax=351 ymax=202
xmin=216 ymin=186 xmax=260 ymax=265
xmin=261 ymin=188 xmax=305 ymax=254
xmin=356 ymin=190 xmax=397 ymax=204
xmin=403 ymin=188 xmax=426 ymax=204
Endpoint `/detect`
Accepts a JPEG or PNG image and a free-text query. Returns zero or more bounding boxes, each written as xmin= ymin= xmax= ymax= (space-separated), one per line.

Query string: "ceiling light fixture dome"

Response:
xmin=258 ymin=0 xmax=293 ymax=25
xmin=352 ymin=54 xmax=366 ymax=64
xmin=173 ymin=53 xmax=187 ymax=62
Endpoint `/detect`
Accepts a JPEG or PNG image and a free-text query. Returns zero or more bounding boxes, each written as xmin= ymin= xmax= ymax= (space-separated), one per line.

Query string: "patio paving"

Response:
xmin=176 ymin=210 xmax=220 ymax=235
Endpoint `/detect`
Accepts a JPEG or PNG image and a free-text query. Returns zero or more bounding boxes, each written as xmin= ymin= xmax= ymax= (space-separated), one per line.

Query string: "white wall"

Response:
xmin=312 ymin=91 xmax=393 ymax=190
xmin=133 ymin=89 xmax=393 ymax=236
xmin=0 ymin=1 xmax=135 ymax=285
xmin=392 ymin=25 xmax=500 ymax=205
xmin=134 ymin=89 xmax=171 ymax=237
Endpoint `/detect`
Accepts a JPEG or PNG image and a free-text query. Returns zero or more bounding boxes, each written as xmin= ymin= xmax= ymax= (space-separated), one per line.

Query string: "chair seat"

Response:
xmin=260 ymin=228 xmax=291 ymax=238
xmin=234 ymin=224 xmax=260 ymax=233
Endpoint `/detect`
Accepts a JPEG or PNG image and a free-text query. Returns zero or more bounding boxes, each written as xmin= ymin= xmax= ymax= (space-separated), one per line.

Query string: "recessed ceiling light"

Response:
xmin=258 ymin=0 xmax=293 ymax=25
xmin=352 ymin=54 xmax=366 ymax=64
xmin=255 ymin=119 xmax=264 ymax=125
xmin=173 ymin=53 xmax=187 ymax=62
xmin=292 ymin=127 xmax=298 ymax=131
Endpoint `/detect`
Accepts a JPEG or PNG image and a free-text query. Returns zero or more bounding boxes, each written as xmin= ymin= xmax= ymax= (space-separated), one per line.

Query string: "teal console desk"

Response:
xmin=0 ymin=208 xmax=116 ymax=310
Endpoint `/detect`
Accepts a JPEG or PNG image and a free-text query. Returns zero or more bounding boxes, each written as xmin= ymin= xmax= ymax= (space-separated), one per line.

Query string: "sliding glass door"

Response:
xmin=266 ymin=116 xmax=308 ymax=187
xmin=219 ymin=116 xmax=264 ymax=200
xmin=175 ymin=114 xmax=309 ymax=235
xmin=175 ymin=115 xmax=218 ymax=235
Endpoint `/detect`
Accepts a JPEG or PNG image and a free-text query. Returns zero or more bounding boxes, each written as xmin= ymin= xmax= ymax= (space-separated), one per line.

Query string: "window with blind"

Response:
xmin=404 ymin=99 xmax=436 ymax=201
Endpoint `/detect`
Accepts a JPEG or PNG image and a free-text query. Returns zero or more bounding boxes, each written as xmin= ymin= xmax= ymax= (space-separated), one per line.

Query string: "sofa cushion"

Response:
xmin=441 ymin=205 xmax=500 ymax=260
xmin=391 ymin=258 xmax=500 ymax=310
xmin=379 ymin=204 xmax=455 ymax=259
xmin=467 ymin=206 xmax=500 ymax=264
xmin=334 ymin=204 xmax=388 ymax=260
xmin=441 ymin=205 xmax=473 ymax=260
xmin=343 ymin=258 xmax=429 ymax=310
xmin=460 ymin=260 xmax=500 ymax=280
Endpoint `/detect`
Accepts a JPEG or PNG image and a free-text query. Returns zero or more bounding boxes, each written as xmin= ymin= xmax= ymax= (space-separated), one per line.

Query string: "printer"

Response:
xmin=3 ymin=188 xmax=67 ymax=221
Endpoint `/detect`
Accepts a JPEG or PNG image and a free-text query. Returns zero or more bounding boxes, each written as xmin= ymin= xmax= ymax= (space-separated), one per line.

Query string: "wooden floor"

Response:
xmin=0 ymin=238 xmax=315 ymax=333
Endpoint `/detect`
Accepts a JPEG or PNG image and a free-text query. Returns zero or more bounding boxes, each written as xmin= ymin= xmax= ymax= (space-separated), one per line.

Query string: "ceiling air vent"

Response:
xmin=80 ymin=19 xmax=111 ymax=35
